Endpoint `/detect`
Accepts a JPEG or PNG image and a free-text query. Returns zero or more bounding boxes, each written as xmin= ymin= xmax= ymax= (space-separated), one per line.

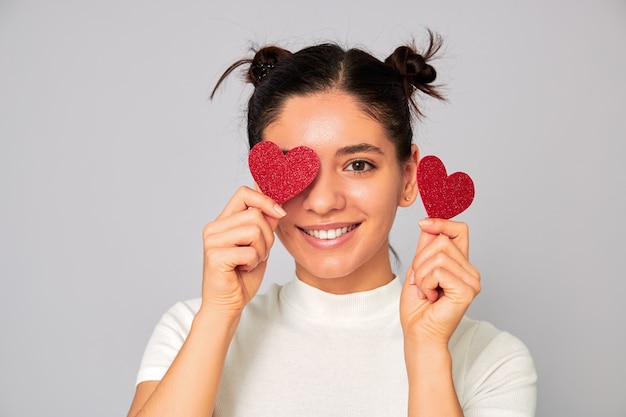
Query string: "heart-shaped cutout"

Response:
xmin=248 ymin=141 xmax=320 ymax=204
xmin=417 ymin=155 xmax=475 ymax=219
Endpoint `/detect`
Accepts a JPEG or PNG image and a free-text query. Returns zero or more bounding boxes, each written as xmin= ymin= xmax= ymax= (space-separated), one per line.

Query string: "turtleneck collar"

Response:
xmin=280 ymin=275 xmax=402 ymax=322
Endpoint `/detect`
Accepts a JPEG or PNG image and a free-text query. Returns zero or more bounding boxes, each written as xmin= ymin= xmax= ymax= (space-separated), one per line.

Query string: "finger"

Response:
xmin=412 ymin=233 xmax=478 ymax=280
xmin=411 ymin=251 xmax=480 ymax=302
xmin=419 ymin=265 xmax=479 ymax=305
xmin=204 ymin=221 xmax=274 ymax=264
xmin=417 ymin=218 xmax=469 ymax=256
xmin=204 ymin=208 xmax=276 ymax=253
xmin=205 ymin=245 xmax=266 ymax=275
xmin=405 ymin=269 xmax=427 ymax=300
xmin=218 ymin=186 xmax=287 ymax=222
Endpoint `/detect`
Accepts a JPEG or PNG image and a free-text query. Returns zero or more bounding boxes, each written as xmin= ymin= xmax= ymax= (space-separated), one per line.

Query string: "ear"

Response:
xmin=398 ymin=144 xmax=419 ymax=207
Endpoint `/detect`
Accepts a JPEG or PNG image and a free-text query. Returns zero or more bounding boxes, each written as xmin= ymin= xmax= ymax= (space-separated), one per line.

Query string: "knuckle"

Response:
xmin=432 ymin=266 xmax=446 ymax=279
xmin=203 ymin=248 xmax=220 ymax=265
xmin=202 ymin=223 xmax=215 ymax=239
xmin=236 ymin=185 xmax=252 ymax=194
xmin=247 ymin=207 xmax=265 ymax=222
xmin=434 ymin=252 xmax=448 ymax=266
xmin=243 ymin=246 xmax=263 ymax=266
xmin=248 ymin=222 xmax=266 ymax=241
xmin=236 ymin=229 xmax=262 ymax=252
xmin=434 ymin=234 xmax=451 ymax=249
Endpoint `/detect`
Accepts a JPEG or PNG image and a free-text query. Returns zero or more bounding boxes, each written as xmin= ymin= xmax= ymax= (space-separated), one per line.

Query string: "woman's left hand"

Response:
xmin=400 ymin=218 xmax=481 ymax=346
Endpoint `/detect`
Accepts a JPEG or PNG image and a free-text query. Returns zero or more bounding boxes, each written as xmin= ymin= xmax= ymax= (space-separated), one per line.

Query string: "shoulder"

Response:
xmin=451 ymin=317 xmax=537 ymax=415
xmin=157 ymin=298 xmax=202 ymax=331
xmin=155 ymin=283 xmax=284 ymax=333
xmin=450 ymin=316 xmax=535 ymax=373
xmin=143 ymin=298 xmax=202 ymax=353
xmin=134 ymin=298 xmax=200 ymax=384
xmin=451 ymin=316 xmax=530 ymax=355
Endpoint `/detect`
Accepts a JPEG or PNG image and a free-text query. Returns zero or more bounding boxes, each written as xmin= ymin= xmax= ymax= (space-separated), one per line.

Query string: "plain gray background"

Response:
xmin=1 ymin=1 xmax=625 ymax=416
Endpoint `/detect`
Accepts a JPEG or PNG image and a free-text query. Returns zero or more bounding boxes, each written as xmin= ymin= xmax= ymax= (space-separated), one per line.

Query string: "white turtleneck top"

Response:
xmin=136 ymin=277 xmax=537 ymax=416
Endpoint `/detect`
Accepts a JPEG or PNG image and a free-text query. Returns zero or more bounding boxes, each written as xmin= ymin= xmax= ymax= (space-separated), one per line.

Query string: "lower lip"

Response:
xmin=299 ymin=225 xmax=359 ymax=249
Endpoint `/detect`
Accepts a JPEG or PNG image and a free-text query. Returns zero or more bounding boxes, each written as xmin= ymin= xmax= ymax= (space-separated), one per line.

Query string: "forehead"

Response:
xmin=262 ymin=91 xmax=392 ymax=153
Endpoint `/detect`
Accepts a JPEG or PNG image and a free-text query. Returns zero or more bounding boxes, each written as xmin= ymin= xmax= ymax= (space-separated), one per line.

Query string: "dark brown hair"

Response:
xmin=212 ymin=30 xmax=445 ymax=162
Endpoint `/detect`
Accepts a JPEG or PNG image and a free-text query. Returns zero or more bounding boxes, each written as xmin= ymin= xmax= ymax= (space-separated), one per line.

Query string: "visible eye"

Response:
xmin=345 ymin=159 xmax=375 ymax=173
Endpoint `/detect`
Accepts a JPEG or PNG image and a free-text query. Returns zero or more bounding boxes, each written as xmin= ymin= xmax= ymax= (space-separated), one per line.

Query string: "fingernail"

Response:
xmin=418 ymin=218 xmax=433 ymax=227
xmin=274 ymin=204 xmax=287 ymax=217
xmin=417 ymin=287 xmax=426 ymax=300
xmin=407 ymin=270 xmax=415 ymax=285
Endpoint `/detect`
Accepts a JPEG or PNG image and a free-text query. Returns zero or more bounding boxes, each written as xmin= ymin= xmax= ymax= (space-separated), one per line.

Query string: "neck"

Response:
xmin=294 ymin=245 xmax=395 ymax=294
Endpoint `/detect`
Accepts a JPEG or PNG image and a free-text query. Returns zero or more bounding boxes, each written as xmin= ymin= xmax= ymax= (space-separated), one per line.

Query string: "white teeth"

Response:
xmin=304 ymin=225 xmax=356 ymax=240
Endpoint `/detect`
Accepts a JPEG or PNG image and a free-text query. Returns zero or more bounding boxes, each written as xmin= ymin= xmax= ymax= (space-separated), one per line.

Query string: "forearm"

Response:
xmin=405 ymin=338 xmax=463 ymax=417
xmin=131 ymin=308 xmax=239 ymax=417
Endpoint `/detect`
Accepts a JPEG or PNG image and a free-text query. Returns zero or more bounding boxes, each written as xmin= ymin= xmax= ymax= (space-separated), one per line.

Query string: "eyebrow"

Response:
xmin=335 ymin=143 xmax=385 ymax=157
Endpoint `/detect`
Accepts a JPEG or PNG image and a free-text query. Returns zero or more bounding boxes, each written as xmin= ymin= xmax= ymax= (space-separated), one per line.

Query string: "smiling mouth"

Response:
xmin=301 ymin=224 xmax=359 ymax=240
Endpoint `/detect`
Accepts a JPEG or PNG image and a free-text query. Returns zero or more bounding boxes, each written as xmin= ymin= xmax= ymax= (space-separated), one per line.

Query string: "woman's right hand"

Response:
xmin=200 ymin=186 xmax=286 ymax=318
xmin=126 ymin=186 xmax=285 ymax=417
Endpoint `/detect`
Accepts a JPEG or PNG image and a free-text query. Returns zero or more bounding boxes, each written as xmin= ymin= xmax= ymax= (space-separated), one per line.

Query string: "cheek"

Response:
xmin=274 ymin=222 xmax=290 ymax=250
xmin=347 ymin=181 xmax=375 ymax=199
xmin=278 ymin=197 xmax=302 ymax=227
xmin=348 ymin=175 xmax=403 ymax=205
xmin=275 ymin=200 xmax=300 ymax=239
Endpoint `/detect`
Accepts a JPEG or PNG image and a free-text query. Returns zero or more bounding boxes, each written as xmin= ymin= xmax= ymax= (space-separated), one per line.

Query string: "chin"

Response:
xmin=296 ymin=256 xmax=366 ymax=280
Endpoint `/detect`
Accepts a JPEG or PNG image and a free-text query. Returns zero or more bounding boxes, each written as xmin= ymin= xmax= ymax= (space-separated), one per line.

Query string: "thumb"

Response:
xmin=415 ymin=218 xmax=440 ymax=252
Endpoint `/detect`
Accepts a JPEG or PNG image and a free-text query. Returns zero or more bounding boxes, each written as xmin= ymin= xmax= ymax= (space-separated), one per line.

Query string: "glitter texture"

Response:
xmin=248 ymin=141 xmax=320 ymax=204
xmin=417 ymin=155 xmax=475 ymax=219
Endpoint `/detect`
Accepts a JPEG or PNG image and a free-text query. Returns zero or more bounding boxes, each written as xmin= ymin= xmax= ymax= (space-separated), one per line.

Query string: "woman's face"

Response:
xmin=263 ymin=90 xmax=418 ymax=294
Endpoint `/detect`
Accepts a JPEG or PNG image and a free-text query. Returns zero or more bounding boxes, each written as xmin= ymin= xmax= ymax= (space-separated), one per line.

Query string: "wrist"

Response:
xmin=402 ymin=325 xmax=451 ymax=350
xmin=404 ymin=338 xmax=452 ymax=376
xmin=194 ymin=305 xmax=242 ymax=337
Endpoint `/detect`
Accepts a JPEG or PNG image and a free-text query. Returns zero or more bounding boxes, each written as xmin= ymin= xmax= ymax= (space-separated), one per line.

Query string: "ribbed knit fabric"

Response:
xmin=137 ymin=277 xmax=536 ymax=416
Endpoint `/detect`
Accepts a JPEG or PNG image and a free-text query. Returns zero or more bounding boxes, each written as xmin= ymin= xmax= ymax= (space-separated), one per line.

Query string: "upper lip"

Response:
xmin=297 ymin=222 xmax=360 ymax=231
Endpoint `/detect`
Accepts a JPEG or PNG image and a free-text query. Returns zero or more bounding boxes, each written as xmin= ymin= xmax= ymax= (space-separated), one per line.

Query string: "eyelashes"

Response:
xmin=344 ymin=159 xmax=377 ymax=173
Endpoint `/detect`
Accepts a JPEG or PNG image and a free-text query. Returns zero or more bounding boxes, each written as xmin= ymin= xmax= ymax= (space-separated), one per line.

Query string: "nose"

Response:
xmin=300 ymin=166 xmax=346 ymax=214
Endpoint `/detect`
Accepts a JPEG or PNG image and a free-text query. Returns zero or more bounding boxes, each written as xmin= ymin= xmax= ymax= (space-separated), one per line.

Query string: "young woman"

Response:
xmin=127 ymin=33 xmax=537 ymax=417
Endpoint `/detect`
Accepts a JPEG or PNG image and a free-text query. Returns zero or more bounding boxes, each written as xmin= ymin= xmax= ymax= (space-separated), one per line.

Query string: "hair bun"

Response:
xmin=210 ymin=45 xmax=292 ymax=98
xmin=248 ymin=46 xmax=292 ymax=86
xmin=386 ymin=46 xmax=437 ymax=85
xmin=384 ymin=31 xmax=445 ymax=112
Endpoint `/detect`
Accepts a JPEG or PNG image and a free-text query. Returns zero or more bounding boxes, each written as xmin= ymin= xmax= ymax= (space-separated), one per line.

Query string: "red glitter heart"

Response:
xmin=248 ymin=141 xmax=320 ymax=204
xmin=417 ymin=155 xmax=475 ymax=219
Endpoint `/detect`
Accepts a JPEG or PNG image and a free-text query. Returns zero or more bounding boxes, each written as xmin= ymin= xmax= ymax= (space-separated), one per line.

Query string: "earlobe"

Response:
xmin=398 ymin=144 xmax=419 ymax=207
